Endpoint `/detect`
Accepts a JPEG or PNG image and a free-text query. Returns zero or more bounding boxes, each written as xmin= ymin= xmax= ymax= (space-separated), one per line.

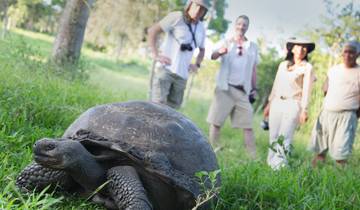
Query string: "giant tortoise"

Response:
xmin=16 ymin=101 xmax=220 ymax=209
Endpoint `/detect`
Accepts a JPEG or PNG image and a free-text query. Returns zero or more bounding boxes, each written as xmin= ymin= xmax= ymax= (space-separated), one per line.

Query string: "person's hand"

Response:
xmin=250 ymin=89 xmax=257 ymax=98
xmin=218 ymin=47 xmax=228 ymax=55
xmin=299 ymin=110 xmax=308 ymax=124
xmin=188 ymin=63 xmax=199 ymax=74
xmin=263 ymin=103 xmax=270 ymax=118
xmin=155 ymin=55 xmax=171 ymax=65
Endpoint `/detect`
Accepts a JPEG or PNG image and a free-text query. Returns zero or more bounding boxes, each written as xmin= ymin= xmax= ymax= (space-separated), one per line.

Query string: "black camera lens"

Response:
xmin=248 ymin=94 xmax=256 ymax=104
xmin=180 ymin=43 xmax=193 ymax=51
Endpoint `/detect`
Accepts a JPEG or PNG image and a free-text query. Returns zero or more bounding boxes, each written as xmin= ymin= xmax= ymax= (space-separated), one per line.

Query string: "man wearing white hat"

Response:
xmin=310 ymin=41 xmax=360 ymax=167
xmin=147 ymin=0 xmax=209 ymax=109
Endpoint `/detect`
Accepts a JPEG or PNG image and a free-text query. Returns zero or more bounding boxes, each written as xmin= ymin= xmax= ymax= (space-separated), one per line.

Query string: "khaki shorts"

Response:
xmin=151 ymin=66 xmax=187 ymax=109
xmin=309 ymin=110 xmax=358 ymax=160
xmin=207 ymin=86 xmax=253 ymax=128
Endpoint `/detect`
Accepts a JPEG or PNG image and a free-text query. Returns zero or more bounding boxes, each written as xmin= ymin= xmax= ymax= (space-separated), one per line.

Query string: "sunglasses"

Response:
xmin=237 ymin=45 xmax=243 ymax=56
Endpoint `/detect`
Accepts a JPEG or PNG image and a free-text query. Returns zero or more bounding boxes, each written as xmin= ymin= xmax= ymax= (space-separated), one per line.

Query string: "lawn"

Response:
xmin=0 ymin=29 xmax=359 ymax=210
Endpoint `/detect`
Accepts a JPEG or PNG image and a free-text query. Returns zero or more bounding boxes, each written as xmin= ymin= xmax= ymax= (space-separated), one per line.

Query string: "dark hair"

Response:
xmin=236 ymin=15 xmax=250 ymax=24
xmin=285 ymin=45 xmax=309 ymax=69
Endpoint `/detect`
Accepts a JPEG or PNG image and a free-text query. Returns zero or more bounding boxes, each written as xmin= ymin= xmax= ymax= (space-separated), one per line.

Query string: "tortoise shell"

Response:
xmin=63 ymin=101 xmax=220 ymax=210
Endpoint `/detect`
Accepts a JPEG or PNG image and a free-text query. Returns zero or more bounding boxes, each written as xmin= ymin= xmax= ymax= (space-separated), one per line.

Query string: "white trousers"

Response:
xmin=267 ymin=98 xmax=300 ymax=170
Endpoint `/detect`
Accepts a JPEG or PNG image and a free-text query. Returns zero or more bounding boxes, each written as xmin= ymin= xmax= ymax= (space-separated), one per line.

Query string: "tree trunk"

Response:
xmin=1 ymin=2 xmax=9 ymax=39
xmin=52 ymin=0 xmax=95 ymax=65
xmin=206 ymin=0 xmax=217 ymax=25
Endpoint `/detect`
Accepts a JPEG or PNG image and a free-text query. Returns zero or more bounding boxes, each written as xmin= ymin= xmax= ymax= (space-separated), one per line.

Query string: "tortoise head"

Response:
xmin=33 ymin=138 xmax=89 ymax=170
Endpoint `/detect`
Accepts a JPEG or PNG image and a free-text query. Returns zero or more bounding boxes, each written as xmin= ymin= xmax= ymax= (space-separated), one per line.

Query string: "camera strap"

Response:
xmin=186 ymin=23 xmax=197 ymax=48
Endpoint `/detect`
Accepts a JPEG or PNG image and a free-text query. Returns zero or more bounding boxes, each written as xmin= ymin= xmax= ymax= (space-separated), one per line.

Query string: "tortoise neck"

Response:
xmin=66 ymin=148 xmax=106 ymax=192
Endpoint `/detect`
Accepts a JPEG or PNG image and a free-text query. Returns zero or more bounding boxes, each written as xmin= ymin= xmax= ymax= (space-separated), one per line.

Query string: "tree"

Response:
xmin=85 ymin=0 xmax=178 ymax=57
xmin=305 ymin=1 xmax=359 ymax=66
xmin=0 ymin=0 xmax=16 ymax=38
xmin=52 ymin=0 xmax=95 ymax=65
xmin=208 ymin=0 xmax=228 ymax=35
xmin=254 ymin=45 xmax=281 ymax=111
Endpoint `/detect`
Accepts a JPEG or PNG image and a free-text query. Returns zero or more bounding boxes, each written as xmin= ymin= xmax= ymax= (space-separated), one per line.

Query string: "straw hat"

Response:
xmin=286 ymin=38 xmax=315 ymax=54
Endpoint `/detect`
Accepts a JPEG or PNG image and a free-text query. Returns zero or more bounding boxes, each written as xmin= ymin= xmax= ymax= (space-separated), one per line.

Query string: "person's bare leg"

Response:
xmin=312 ymin=154 xmax=326 ymax=167
xmin=243 ymin=128 xmax=257 ymax=159
xmin=209 ymin=124 xmax=221 ymax=148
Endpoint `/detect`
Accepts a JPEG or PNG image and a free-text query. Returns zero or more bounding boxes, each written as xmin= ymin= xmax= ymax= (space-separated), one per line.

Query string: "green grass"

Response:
xmin=1 ymin=29 xmax=360 ymax=209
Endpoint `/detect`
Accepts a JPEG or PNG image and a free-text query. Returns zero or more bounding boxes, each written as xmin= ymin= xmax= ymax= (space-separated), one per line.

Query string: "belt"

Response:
xmin=228 ymin=84 xmax=245 ymax=93
xmin=279 ymin=95 xmax=301 ymax=100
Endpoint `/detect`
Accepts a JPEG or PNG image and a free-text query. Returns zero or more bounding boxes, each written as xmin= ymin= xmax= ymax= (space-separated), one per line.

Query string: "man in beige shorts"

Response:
xmin=207 ymin=15 xmax=259 ymax=158
xmin=310 ymin=41 xmax=360 ymax=166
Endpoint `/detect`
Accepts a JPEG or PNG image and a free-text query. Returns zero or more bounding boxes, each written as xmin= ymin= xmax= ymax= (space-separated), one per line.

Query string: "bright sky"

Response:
xmin=224 ymin=0 xmax=356 ymax=49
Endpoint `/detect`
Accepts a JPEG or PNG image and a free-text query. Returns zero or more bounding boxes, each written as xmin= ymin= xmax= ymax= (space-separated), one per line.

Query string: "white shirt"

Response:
xmin=158 ymin=11 xmax=206 ymax=79
xmin=323 ymin=64 xmax=360 ymax=111
xmin=269 ymin=61 xmax=315 ymax=110
xmin=213 ymin=39 xmax=259 ymax=94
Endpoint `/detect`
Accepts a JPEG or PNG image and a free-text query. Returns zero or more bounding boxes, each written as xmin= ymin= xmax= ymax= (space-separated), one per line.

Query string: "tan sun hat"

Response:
xmin=185 ymin=0 xmax=211 ymax=10
xmin=286 ymin=38 xmax=316 ymax=54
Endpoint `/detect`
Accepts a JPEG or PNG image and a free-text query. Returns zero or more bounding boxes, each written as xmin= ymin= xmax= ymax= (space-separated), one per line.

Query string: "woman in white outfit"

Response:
xmin=264 ymin=38 xmax=316 ymax=170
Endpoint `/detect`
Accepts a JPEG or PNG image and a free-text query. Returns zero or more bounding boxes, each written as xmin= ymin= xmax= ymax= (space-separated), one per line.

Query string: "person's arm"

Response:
xmin=251 ymin=65 xmax=257 ymax=91
xmin=357 ymin=79 xmax=360 ymax=118
xmin=299 ymin=65 xmax=315 ymax=124
xmin=322 ymin=76 xmax=329 ymax=96
xmin=189 ymin=48 xmax=205 ymax=73
xmin=147 ymin=23 xmax=171 ymax=65
xmin=264 ymin=64 xmax=282 ymax=117
xmin=211 ymin=48 xmax=227 ymax=60
xmin=252 ymin=44 xmax=259 ymax=92
xmin=211 ymin=39 xmax=228 ymax=60
xmin=196 ymin=48 xmax=205 ymax=67
xmin=268 ymin=63 xmax=282 ymax=103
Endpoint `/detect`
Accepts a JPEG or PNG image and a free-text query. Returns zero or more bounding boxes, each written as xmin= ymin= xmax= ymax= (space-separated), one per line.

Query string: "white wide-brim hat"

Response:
xmin=286 ymin=38 xmax=315 ymax=54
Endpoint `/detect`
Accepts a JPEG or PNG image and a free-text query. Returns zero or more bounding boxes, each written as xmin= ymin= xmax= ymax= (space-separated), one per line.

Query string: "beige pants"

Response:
xmin=309 ymin=110 xmax=357 ymax=160
xmin=151 ymin=66 xmax=187 ymax=109
xmin=267 ymin=98 xmax=300 ymax=170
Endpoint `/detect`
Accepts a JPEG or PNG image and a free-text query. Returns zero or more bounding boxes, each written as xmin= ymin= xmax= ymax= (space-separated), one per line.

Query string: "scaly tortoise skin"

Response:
xmin=17 ymin=101 xmax=220 ymax=210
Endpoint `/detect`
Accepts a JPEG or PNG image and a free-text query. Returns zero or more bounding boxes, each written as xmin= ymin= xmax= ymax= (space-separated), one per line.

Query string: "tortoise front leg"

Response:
xmin=107 ymin=166 xmax=153 ymax=210
xmin=16 ymin=162 xmax=73 ymax=192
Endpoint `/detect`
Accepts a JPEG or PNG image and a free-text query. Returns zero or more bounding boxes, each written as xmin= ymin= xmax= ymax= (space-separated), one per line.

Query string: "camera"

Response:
xmin=248 ymin=94 xmax=256 ymax=104
xmin=180 ymin=43 xmax=193 ymax=51
xmin=260 ymin=119 xmax=269 ymax=130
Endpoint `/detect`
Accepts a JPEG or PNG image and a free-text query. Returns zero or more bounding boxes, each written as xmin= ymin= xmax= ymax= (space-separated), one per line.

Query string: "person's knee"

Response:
xmin=211 ymin=124 xmax=221 ymax=130
xmin=151 ymin=98 xmax=167 ymax=105
xmin=336 ymin=159 xmax=347 ymax=165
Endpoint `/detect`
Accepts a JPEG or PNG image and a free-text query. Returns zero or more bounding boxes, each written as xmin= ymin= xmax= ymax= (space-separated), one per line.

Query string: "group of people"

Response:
xmin=147 ymin=0 xmax=360 ymax=170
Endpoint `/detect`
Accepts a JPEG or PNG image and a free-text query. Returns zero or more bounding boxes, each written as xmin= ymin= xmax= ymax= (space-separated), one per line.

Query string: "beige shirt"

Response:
xmin=323 ymin=64 xmax=360 ymax=111
xmin=269 ymin=61 xmax=315 ymax=110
